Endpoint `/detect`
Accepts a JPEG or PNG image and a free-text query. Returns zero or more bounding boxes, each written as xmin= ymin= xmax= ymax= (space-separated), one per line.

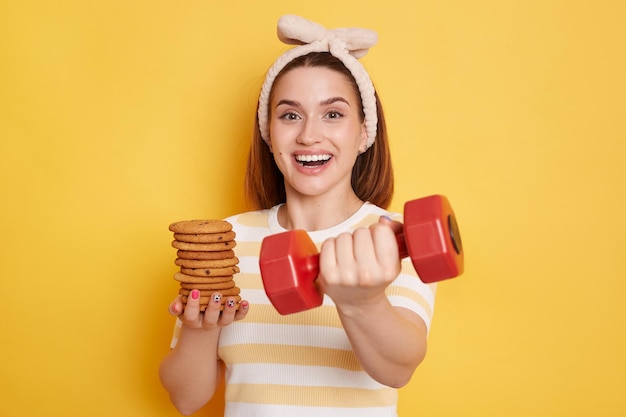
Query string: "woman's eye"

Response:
xmin=280 ymin=112 xmax=300 ymax=120
xmin=326 ymin=111 xmax=343 ymax=119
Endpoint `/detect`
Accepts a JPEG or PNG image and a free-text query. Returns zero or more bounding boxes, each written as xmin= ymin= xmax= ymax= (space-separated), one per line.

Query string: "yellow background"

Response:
xmin=1 ymin=1 xmax=624 ymax=416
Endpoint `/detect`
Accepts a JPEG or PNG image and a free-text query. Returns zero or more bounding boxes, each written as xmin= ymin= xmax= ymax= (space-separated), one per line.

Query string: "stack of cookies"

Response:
xmin=168 ymin=219 xmax=241 ymax=311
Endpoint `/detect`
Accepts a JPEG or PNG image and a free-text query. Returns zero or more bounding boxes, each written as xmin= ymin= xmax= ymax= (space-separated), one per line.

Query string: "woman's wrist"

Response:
xmin=335 ymin=292 xmax=390 ymax=319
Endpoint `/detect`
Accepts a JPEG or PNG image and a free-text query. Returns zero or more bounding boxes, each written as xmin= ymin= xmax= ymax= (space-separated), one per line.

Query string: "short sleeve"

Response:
xmin=386 ymin=260 xmax=437 ymax=332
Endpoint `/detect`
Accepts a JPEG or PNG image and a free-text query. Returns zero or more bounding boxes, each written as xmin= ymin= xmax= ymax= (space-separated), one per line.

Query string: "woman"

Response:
xmin=159 ymin=15 xmax=436 ymax=417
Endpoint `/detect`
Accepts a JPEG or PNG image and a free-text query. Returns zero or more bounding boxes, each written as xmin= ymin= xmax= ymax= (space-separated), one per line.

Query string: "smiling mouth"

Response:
xmin=295 ymin=154 xmax=333 ymax=167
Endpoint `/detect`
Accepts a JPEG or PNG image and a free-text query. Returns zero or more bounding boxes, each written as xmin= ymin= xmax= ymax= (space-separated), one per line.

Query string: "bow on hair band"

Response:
xmin=278 ymin=14 xmax=377 ymax=59
xmin=257 ymin=14 xmax=379 ymax=149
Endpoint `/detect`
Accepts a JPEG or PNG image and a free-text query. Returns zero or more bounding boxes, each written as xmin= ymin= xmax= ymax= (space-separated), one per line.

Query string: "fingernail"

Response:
xmin=172 ymin=304 xmax=179 ymax=313
xmin=212 ymin=294 xmax=222 ymax=303
xmin=227 ymin=299 xmax=235 ymax=308
xmin=241 ymin=301 xmax=249 ymax=310
xmin=191 ymin=290 xmax=199 ymax=300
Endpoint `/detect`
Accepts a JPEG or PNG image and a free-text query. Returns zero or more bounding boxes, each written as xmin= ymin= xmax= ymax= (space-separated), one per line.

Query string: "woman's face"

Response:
xmin=269 ymin=66 xmax=367 ymax=200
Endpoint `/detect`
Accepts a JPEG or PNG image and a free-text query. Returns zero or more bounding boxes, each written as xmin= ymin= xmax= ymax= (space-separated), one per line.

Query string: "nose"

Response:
xmin=296 ymin=117 xmax=321 ymax=146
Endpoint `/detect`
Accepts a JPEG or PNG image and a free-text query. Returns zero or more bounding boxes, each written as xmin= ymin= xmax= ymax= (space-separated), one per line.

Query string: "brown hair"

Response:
xmin=244 ymin=52 xmax=394 ymax=210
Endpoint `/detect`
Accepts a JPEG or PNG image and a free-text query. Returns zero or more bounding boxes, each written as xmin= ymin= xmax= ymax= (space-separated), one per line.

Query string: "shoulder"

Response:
xmin=224 ymin=206 xmax=280 ymax=240
xmin=225 ymin=209 xmax=270 ymax=229
xmin=366 ymin=202 xmax=402 ymax=219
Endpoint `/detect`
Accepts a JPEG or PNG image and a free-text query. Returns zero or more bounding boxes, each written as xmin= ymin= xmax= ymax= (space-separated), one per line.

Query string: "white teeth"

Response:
xmin=295 ymin=154 xmax=332 ymax=162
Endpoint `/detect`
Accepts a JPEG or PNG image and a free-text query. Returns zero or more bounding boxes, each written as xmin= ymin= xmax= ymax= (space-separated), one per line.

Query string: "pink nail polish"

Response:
xmin=172 ymin=304 xmax=179 ymax=313
xmin=242 ymin=301 xmax=249 ymax=309
xmin=191 ymin=290 xmax=199 ymax=300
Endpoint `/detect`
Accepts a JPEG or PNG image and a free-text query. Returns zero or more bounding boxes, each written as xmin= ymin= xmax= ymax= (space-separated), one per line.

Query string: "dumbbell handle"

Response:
xmin=396 ymin=231 xmax=410 ymax=260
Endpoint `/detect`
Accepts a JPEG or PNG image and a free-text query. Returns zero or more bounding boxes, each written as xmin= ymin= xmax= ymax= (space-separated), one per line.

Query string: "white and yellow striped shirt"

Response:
xmin=170 ymin=202 xmax=437 ymax=416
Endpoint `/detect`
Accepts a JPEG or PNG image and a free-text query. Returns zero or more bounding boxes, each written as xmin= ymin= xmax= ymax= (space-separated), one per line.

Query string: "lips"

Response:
xmin=294 ymin=154 xmax=332 ymax=167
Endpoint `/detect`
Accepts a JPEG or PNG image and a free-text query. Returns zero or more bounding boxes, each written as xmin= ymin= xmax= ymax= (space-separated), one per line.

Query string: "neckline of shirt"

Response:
xmin=267 ymin=202 xmax=373 ymax=241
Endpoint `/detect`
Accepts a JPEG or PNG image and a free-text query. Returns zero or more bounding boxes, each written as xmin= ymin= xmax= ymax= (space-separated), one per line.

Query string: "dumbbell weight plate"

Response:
xmin=259 ymin=229 xmax=323 ymax=315
xmin=403 ymin=195 xmax=464 ymax=283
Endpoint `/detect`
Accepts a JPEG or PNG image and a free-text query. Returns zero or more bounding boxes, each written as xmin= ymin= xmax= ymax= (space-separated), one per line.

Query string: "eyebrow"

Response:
xmin=275 ymin=97 xmax=351 ymax=108
xmin=321 ymin=97 xmax=351 ymax=106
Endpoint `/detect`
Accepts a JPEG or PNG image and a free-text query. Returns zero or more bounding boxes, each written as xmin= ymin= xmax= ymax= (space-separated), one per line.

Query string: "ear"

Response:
xmin=358 ymin=122 xmax=368 ymax=153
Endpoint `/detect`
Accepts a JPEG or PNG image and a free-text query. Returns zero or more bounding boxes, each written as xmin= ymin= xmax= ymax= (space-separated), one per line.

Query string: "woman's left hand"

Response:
xmin=318 ymin=216 xmax=403 ymax=308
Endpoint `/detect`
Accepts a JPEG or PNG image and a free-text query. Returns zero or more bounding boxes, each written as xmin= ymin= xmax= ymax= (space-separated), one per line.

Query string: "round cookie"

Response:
xmin=174 ymin=272 xmax=235 ymax=284
xmin=180 ymin=280 xmax=236 ymax=289
xmin=178 ymin=280 xmax=235 ymax=295
xmin=180 ymin=265 xmax=240 ymax=277
xmin=177 ymin=249 xmax=235 ymax=260
xmin=175 ymin=257 xmax=239 ymax=269
xmin=172 ymin=240 xmax=237 ymax=252
xmin=169 ymin=219 xmax=232 ymax=234
xmin=173 ymin=230 xmax=236 ymax=243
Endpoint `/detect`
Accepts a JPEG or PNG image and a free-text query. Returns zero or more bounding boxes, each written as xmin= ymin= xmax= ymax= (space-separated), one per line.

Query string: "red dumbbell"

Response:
xmin=259 ymin=195 xmax=464 ymax=315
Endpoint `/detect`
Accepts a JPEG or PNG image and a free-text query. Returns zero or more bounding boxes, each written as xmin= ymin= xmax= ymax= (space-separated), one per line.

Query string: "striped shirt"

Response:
xmin=170 ymin=202 xmax=437 ymax=416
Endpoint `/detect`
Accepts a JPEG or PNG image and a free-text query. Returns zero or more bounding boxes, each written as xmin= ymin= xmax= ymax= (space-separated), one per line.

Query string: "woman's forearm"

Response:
xmin=159 ymin=326 xmax=222 ymax=415
xmin=337 ymin=294 xmax=427 ymax=388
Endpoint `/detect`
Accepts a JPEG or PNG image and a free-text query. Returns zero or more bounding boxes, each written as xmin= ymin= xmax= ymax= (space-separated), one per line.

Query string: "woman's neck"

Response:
xmin=277 ymin=191 xmax=365 ymax=231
